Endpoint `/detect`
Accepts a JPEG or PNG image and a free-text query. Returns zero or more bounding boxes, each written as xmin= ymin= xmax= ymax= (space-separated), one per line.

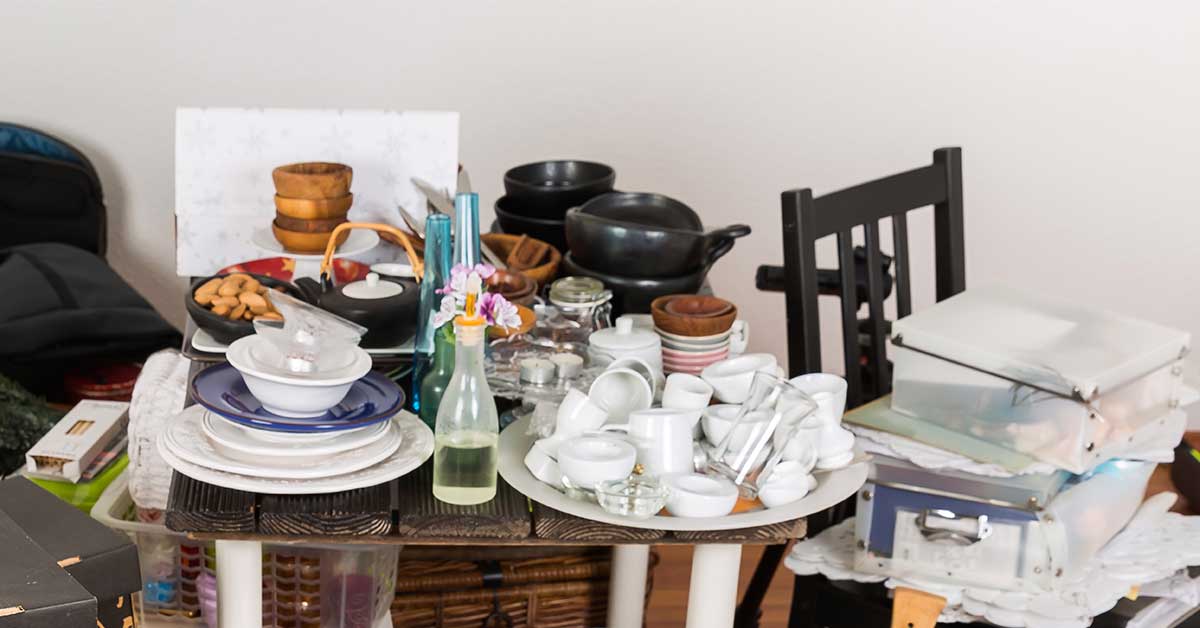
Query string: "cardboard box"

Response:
xmin=0 ymin=478 xmax=139 ymax=628
xmin=25 ymin=400 xmax=128 ymax=483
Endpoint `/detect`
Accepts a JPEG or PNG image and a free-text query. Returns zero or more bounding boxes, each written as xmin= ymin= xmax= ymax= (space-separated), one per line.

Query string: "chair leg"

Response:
xmin=787 ymin=574 xmax=821 ymax=628
xmin=733 ymin=543 xmax=788 ymax=628
xmin=891 ymin=587 xmax=945 ymax=628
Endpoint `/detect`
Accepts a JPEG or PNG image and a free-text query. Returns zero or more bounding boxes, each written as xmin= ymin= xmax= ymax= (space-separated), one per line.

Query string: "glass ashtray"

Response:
xmin=594 ymin=477 xmax=669 ymax=520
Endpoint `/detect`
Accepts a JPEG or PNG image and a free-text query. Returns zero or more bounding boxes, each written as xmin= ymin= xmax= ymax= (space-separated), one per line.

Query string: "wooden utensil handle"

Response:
xmin=320 ymin=222 xmax=424 ymax=282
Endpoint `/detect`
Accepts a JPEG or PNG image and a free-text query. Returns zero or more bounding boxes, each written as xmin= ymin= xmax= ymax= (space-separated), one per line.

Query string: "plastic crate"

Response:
xmin=92 ymin=471 xmax=398 ymax=627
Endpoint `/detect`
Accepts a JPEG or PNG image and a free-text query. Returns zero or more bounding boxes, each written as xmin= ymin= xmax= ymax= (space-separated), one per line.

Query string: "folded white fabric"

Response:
xmin=127 ymin=349 xmax=191 ymax=511
xmin=850 ymin=407 xmax=1186 ymax=479
xmin=786 ymin=494 xmax=1200 ymax=627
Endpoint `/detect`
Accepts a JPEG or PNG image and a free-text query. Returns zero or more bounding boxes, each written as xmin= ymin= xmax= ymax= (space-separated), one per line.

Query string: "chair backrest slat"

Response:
xmin=836 ymin=229 xmax=863 ymax=408
xmin=781 ymin=189 xmax=823 ymax=377
xmin=933 ymin=148 xmax=967 ymax=301
xmin=810 ymin=164 xmax=947 ymax=239
xmin=862 ymin=220 xmax=891 ymax=398
xmin=891 ymin=213 xmax=913 ymax=319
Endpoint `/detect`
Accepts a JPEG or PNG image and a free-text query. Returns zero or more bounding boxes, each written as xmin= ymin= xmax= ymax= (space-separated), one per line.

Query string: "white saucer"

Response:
xmin=202 ymin=410 xmax=390 ymax=458
xmin=191 ymin=329 xmax=415 ymax=356
xmin=159 ymin=411 xmax=433 ymax=494
xmin=251 ymin=227 xmax=379 ymax=260
xmin=165 ymin=405 xmax=401 ymax=479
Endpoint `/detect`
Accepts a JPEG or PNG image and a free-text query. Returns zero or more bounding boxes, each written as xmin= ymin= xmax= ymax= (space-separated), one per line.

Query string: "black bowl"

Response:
xmin=503 ymin=160 xmax=616 ymax=218
xmin=578 ymin=192 xmax=702 ymax=230
xmin=565 ymin=193 xmax=751 ymax=278
xmin=186 ymin=273 xmax=306 ymax=346
xmin=560 ymin=251 xmax=718 ymax=316
xmin=494 ymin=195 xmax=569 ymax=252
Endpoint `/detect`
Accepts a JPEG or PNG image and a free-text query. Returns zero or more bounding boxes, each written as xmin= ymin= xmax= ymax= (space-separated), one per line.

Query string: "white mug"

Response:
xmin=700 ymin=353 xmax=778 ymax=403
xmin=608 ymin=356 xmax=662 ymax=396
xmin=788 ymin=373 xmax=848 ymax=424
xmin=602 ymin=408 xmax=696 ymax=477
xmin=663 ymin=373 xmax=714 ymax=438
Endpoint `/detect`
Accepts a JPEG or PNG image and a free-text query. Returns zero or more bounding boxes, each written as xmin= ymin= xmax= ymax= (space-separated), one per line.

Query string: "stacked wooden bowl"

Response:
xmin=271 ymin=162 xmax=353 ymax=253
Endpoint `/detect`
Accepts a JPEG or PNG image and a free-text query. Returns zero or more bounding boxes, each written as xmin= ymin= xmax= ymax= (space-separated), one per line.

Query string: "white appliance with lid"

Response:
xmin=587 ymin=315 xmax=663 ymax=375
xmin=889 ymin=287 xmax=1190 ymax=472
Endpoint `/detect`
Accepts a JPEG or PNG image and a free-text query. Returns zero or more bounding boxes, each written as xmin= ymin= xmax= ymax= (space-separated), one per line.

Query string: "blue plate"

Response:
xmin=190 ymin=362 xmax=405 ymax=433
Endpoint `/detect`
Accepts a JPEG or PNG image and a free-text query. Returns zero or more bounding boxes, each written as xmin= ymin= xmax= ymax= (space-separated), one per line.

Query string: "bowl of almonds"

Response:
xmin=185 ymin=272 xmax=306 ymax=345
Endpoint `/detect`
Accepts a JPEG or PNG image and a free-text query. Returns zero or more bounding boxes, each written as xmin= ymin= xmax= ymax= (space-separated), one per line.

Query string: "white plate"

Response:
xmin=165 ymin=405 xmax=401 ymax=479
xmin=191 ymin=329 xmax=414 ymax=356
xmin=251 ymin=227 xmax=379 ymax=260
xmin=202 ymin=409 xmax=390 ymax=458
xmin=498 ymin=415 xmax=867 ymax=531
xmin=158 ymin=411 xmax=433 ymax=494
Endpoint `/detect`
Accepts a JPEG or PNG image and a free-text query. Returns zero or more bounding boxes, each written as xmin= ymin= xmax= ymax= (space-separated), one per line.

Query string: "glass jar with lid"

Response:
xmin=530 ymin=277 xmax=613 ymax=347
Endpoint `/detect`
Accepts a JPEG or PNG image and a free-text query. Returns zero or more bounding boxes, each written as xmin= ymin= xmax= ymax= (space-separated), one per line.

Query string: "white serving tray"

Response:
xmin=497 ymin=416 xmax=868 ymax=531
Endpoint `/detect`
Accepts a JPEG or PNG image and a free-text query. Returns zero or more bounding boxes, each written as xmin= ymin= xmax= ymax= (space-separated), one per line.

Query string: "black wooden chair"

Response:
xmin=734 ymin=147 xmax=967 ymax=628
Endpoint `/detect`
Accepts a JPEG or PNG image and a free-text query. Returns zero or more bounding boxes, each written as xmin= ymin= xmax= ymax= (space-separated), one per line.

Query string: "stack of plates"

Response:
xmin=657 ymin=327 xmax=732 ymax=376
xmin=159 ymin=349 xmax=432 ymax=494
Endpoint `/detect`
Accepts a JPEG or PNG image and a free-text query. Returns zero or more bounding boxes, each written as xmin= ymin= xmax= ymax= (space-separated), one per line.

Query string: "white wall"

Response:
xmin=3 ymin=1 xmax=1198 ymax=373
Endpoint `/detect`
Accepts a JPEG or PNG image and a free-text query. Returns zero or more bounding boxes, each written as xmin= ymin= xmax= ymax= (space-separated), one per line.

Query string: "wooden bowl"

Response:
xmin=487 ymin=269 xmax=537 ymax=307
xmin=274 ymin=194 xmax=353 ymax=219
xmin=651 ymin=294 xmax=738 ymax=337
xmin=481 ymin=233 xmax=561 ymax=288
xmin=273 ymin=214 xmax=348 ymax=233
xmin=663 ymin=295 xmax=735 ymax=318
xmin=272 ymin=162 xmax=352 ymax=199
xmin=271 ymin=220 xmax=349 ymax=253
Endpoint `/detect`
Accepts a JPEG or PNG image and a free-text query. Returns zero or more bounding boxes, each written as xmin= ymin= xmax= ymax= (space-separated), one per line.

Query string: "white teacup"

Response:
xmin=557 ymin=435 xmax=637 ymax=489
xmin=608 ymin=356 xmax=662 ymax=396
xmin=788 ymin=373 xmax=848 ymax=424
xmin=589 ymin=367 xmax=653 ymax=422
xmin=701 ymin=404 xmax=772 ymax=451
xmin=555 ymin=387 xmax=610 ymax=437
xmin=601 ymin=408 xmax=696 ymax=477
xmin=728 ymin=319 xmax=750 ymax=355
xmin=525 ymin=440 xmax=564 ymax=489
xmin=662 ymin=373 xmax=713 ymax=412
xmin=700 ymin=353 xmax=778 ymax=403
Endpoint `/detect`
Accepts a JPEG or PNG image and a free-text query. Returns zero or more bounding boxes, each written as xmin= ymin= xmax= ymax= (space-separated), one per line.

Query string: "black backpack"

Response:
xmin=0 ymin=123 xmax=106 ymax=256
xmin=0 ymin=124 xmax=178 ymax=397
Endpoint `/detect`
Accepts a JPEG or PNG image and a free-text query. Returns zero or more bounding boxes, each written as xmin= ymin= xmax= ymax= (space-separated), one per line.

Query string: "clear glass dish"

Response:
xmin=594 ymin=476 xmax=669 ymax=519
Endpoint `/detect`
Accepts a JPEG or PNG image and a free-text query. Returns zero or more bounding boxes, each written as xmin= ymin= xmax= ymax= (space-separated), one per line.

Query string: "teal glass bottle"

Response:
xmin=410 ymin=214 xmax=452 ymax=414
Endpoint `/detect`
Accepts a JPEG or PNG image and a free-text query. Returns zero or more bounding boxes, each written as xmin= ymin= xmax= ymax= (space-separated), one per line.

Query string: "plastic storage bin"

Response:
xmin=854 ymin=455 xmax=1154 ymax=592
xmin=92 ymin=472 xmax=398 ymax=627
xmin=890 ymin=287 xmax=1189 ymax=472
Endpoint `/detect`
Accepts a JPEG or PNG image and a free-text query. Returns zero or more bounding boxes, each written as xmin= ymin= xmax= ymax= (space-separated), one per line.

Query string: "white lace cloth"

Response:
xmin=786 ymin=493 xmax=1200 ymax=627
xmin=127 ymin=349 xmax=191 ymax=510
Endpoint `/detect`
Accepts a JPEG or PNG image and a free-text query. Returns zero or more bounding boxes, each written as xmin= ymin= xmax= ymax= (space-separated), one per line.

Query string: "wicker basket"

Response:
xmin=391 ymin=549 xmax=658 ymax=627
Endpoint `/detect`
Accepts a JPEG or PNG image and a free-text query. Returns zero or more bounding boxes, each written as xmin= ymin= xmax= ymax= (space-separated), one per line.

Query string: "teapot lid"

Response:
xmin=589 ymin=315 xmax=660 ymax=351
xmin=342 ymin=273 xmax=404 ymax=300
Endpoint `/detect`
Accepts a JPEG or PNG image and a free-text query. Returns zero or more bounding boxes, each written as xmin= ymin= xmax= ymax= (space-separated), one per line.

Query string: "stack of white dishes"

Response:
xmin=159 ymin=335 xmax=433 ymax=494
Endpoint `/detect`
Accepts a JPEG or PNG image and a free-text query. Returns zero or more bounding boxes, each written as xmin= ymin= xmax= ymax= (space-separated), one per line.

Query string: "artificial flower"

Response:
xmin=432 ymin=263 xmax=518 ymax=330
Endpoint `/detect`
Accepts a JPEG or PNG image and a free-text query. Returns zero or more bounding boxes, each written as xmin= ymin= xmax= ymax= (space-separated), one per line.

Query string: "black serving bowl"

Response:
xmin=565 ymin=193 xmax=751 ymax=278
xmin=560 ymin=249 xmax=728 ymax=316
xmin=503 ymin=160 xmax=616 ymax=218
xmin=185 ymin=273 xmax=306 ymax=346
xmin=494 ymin=195 xmax=569 ymax=252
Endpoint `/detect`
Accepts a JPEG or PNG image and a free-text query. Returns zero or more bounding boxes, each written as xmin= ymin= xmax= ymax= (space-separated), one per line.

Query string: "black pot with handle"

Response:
xmin=295 ymin=272 xmax=419 ymax=349
xmin=564 ymin=194 xmax=751 ymax=278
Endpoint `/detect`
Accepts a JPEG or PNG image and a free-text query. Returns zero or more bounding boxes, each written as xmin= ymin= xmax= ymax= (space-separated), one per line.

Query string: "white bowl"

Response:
xmin=700 ymin=353 xmax=778 ymax=403
xmin=226 ymin=336 xmax=371 ymax=417
xmin=557 ymin=436 xmax=637 ymax=489
xmin=758 ymin=461 xmax=819 ymax=508
xmin=662 ymin=473 xmax=739 ymax=518
xmin=701 ymin=404 xmax=772 ymax=450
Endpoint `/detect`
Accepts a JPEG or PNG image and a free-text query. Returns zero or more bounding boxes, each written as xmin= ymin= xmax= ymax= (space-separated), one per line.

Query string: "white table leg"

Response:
xmin=608 ymin=544 xmax=650 ymax=628
xmin=216 ymin=539 xmax=262 ymax=628
xmin=686 ymin=544 xmax=743 ymax=628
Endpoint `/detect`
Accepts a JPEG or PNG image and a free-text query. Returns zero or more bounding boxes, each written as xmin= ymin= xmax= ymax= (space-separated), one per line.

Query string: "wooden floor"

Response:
xmin=645 ymin=543 xmax=795 ymax=627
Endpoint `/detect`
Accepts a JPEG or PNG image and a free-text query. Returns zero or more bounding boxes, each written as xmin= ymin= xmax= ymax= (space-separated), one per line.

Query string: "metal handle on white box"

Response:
xmin=915 ymin=509 xmax=993 ymax=545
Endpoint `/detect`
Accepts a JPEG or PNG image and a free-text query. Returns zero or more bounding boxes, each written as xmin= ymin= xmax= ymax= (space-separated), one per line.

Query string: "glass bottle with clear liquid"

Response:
xmin=432 ymin=294 xmax=499 ymax=505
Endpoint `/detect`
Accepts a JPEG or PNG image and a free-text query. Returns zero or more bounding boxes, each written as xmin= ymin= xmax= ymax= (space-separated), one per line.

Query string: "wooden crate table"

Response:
xmin=170 ymin=332 xmax=809 ymax=627
xmin=166 ymin=468 xmax=806 ymax=628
